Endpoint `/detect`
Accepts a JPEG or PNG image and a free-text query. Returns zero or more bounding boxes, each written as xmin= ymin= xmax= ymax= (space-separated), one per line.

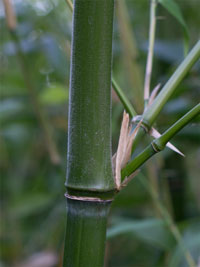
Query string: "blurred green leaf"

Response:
xmin=40 ymin=36 xmax=67 ymax=77
xmin=158 ymin=0 xmax=189 ymax=54
xmin=153 ymin=40 xmax=183 ymax=63
xmin=11 ymin=194 xmax=55 ymax=218
xmin=178 ymin=125 xmax=200 ymax=142
xmin=0 ymin=100 xmax=25 ymax=121
xmin=107 ymin=218 xmax=174 ymax=249
xmin=163 ymin=98 xmax=190 ymax=115
xmin=40 ymin=83 xmax=68 ymax=105
xmin=1 ymin=124 xmax=29 ymax=144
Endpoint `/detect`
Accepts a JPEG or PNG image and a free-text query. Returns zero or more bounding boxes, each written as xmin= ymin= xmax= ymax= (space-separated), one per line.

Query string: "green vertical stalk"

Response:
xmin=63 ymin=198 xmax=112 ymax=267
xmin=112 ymin=78 xmax=137 ymax=117
xmin=63 ymin=0 xmax=115 ymax=266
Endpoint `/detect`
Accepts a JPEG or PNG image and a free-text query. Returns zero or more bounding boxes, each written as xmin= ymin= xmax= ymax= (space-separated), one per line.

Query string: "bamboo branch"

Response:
xmin=122 ymin=103 xmax=200 ymax=179
xmin=149 ymin=127 xmax=184 ymax=157
xmin=131 ymin=40 xmax=200 ymax=153
xmin=153 ymin=103 xmax=200 ymax=150
xmin=112 ymin=78 xmax=137 ymax=117
xmin=144 ymin=40 xmax=200 ymax=125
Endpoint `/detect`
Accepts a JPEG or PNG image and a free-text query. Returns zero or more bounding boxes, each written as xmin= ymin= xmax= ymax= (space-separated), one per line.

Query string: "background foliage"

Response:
xmin=0 ymin=0 xmax=200 ymax=266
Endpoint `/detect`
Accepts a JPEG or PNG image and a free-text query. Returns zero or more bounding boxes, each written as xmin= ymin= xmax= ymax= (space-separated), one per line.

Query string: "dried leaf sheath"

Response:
xmin=115 ymin=111 xmax=130 ymax=189
xmin=114 ymin=111 xmax=142 ymax=190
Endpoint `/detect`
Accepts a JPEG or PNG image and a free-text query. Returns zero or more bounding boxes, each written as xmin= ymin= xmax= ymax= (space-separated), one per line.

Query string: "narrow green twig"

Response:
xmin=139 ymin=173 xmax=196 ymax=267
xmin=112 ymin=78 xmax=137 ymax=117
xmin=144 ymin=0 xmax=157 ymax=106
xmin=131 ymin=40 xmax=200 ymax=153
xmin=154 ymin=103 xmax=200 ymax=149
xmin=122 ymin=103 xmax=200 ymax=179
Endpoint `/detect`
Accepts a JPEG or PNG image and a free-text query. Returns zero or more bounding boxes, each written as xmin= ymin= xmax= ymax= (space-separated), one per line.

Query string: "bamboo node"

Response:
xmin=64 ymin=193 xmax=113 ymax=203
xmin=151 ymin=141 xmax=161 ymax=153
xmin=132 ymin=115 xmax=150 ymax=133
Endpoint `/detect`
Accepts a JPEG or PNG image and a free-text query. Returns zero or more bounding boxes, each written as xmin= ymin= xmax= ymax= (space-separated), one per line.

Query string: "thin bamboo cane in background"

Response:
xmin=3 ymin=0 xmax=61 ymax=164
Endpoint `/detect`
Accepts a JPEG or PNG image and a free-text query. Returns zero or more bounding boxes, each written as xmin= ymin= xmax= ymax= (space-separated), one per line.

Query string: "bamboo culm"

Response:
xmin=63 ymin=0 xmax=115 ymax=266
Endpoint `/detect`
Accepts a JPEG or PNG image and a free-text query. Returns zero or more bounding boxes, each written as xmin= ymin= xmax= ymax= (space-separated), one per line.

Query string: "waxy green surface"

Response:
xmin=66 ymin=0 xmax=115 ymax=193
xmin=63 ymin=199 xmax=111 ymax=267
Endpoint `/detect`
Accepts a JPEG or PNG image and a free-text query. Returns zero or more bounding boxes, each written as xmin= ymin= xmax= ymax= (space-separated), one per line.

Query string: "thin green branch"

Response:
xmin=144 ymin=0 xmax=157 ymax=105
xmin=112 ymin=78 xmax=137 ymax=117
xmin=144 ymin=40 xmax=200 ymax=126
xmin=122 ymin=103 xmax=200 ymax=179
xmin=131 ymin=40 xmax=200 ymax=153
xmin=139 ymin=173 xmax=196 ymax=267
xmin=154 ymin=103 xmax=200 ymax=149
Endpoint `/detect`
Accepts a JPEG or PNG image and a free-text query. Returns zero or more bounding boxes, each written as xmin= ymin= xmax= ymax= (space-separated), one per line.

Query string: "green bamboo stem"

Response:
xmin=63 ymin=198 xmax=111 ymax=267
xmin=65 ymin=0 xmax=138 ymax=120
xmin=65 ymin=0 xmax=115 ymax=193
xmin=154 ymin=103 xmax=200 ymax=150
xmin=63 ymin=2 xmax=198 ymax=266
xmin=122 ymin=103 xmax=200 ymax=179
xmin=64 ymin=0 xmax=115 ymax=265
